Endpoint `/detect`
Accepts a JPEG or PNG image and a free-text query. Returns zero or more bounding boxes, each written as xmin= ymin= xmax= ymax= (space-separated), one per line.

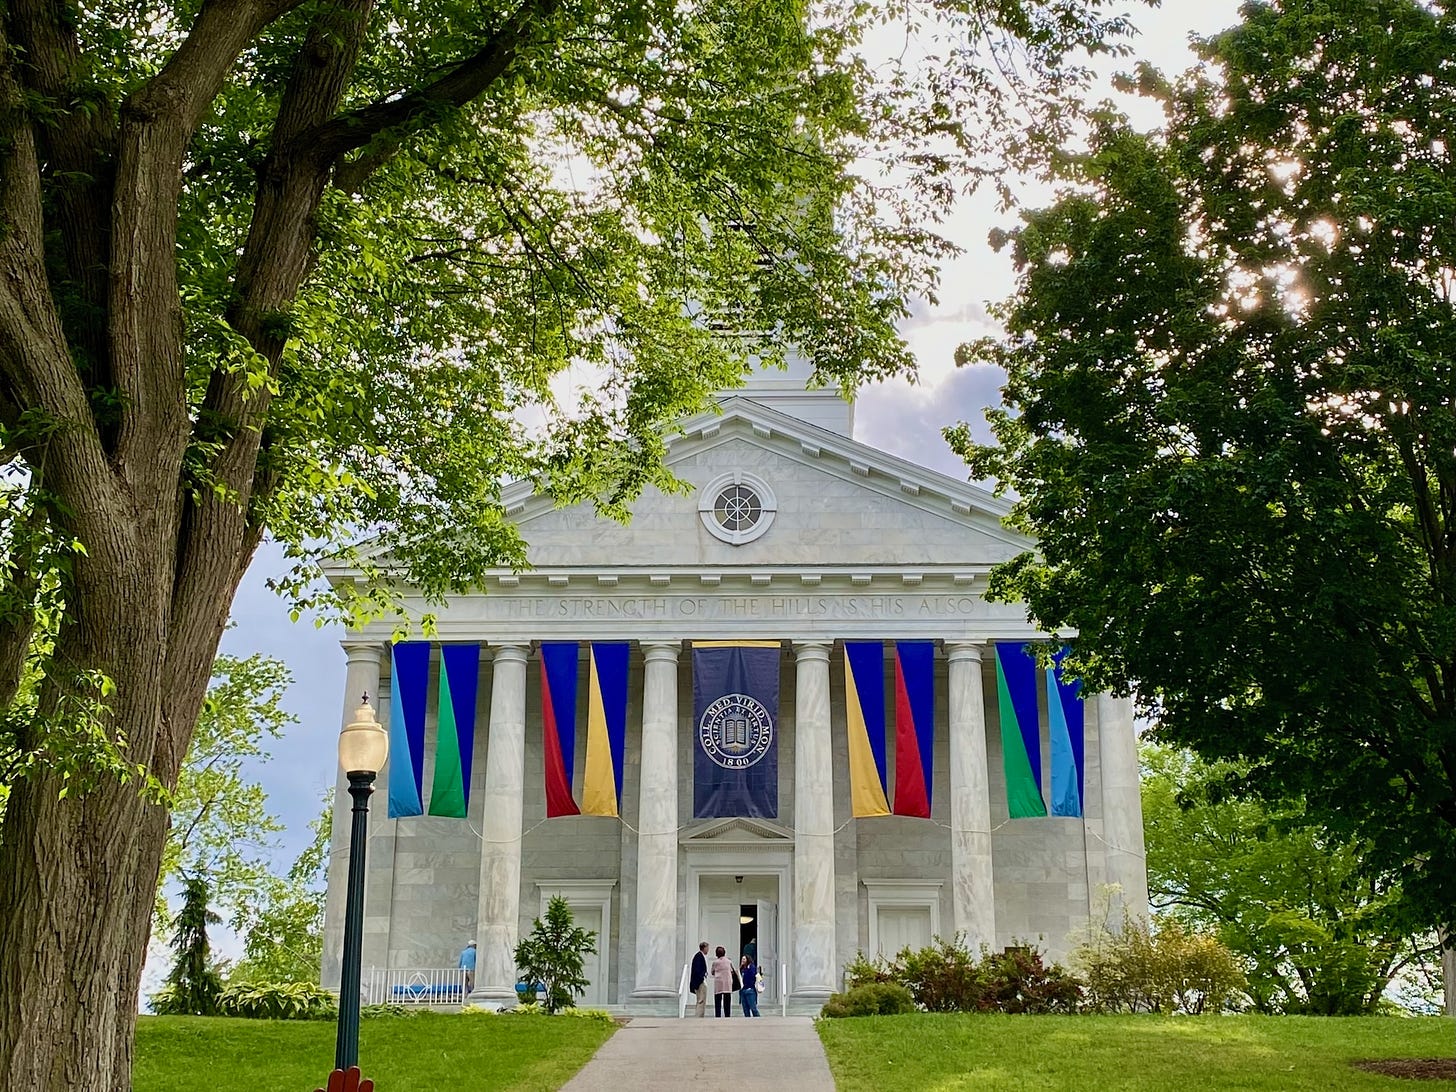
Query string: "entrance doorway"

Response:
xmin=697 ymin=874 xmax=780 ymax=1003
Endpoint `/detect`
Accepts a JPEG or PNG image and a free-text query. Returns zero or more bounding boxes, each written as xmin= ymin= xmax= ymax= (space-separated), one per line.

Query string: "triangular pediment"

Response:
xmin=496 ymin=396 xmax=1032 ymax=572
xmin=322 ymin=392 xmax=1037 ymax=588
xmin=680 ymin=816 xmax=795 ymax=845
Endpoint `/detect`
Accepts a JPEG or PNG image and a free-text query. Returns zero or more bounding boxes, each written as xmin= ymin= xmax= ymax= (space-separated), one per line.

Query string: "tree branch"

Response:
xmin=0 ymin=24 xmax=113 ymax=505
xmin=322 ymin=0 xmax=560 ymax=191
xmin=6 ymin=0 xmax=118 ymax=395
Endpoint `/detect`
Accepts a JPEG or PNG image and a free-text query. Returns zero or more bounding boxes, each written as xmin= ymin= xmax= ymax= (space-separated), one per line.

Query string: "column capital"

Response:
xmin=341 ymin=640 xmax=385 ymax=666
xmin=640 ymin=641 xmax=682 ymax=664
xmin=791 ymin=640 xmax=831 ymax=663
xmin=943 ymin=640 xmax=985 ymax=664
xmin=489 ymin=643 xmax=530 ymax=665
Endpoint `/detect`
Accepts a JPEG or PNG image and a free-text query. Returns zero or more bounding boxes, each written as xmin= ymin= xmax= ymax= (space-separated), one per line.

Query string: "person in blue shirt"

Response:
xmin=739 ymin=954 xmax=760 ymax=1017
xmin=459 ymin=940 xmax=477 ymax=995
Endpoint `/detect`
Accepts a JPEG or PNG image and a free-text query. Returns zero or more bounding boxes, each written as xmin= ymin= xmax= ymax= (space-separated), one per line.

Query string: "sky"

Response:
xmin=221 ymin=0 xmax=1247 ymax=881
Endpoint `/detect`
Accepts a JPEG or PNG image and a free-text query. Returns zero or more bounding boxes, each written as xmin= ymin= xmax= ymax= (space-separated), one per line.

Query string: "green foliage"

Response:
xmin=895 ymin=938 xmax=983 ymax=1012
xmin=156 ymin=652 xmax=294 ymax=931
xmin=1141 ymin=744 xmax=1440 ymax=1014
xmin=215 ymin=980 xmax=337 ymax=1021
xmin=229 ymin=790 xmax=332 ymax=985
xmin=153 ymin=877 xmax=224 ymax=1016
xmin=976 ymin=946 xmax=1085 ymax=1015
xmin=513 ymin=896 xmax=596 ymax=1014
xmin=842 ymin=937 xmax=1082 ymax=1014
xmin=842 ymin=951 xmax=896 ymax=989
xmin=1074 ymin=913 xmax=1246 ymax=1015
xmin=361 ymin=1003 xmax=419 ymax=1019
xmin=954 ymin=0 xmax=1456 ymax=932
xmin=821 ymin=981 xmax=917 ymax=1018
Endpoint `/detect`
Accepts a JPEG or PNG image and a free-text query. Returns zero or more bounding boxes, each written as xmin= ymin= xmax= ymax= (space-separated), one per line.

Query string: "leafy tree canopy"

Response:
xmin=1143 ymin=743 xmax=1440 ymax=1015
xmin=955 ymin=0 xmax=1456 ymax=929
xmin=229 ymin=790 xmax=332 ymax=985
xmin=156 ymin=651 xmax=294 ymax=926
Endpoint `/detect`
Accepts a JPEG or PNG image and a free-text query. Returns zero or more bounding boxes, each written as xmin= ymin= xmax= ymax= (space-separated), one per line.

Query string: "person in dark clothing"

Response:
xmin=689 ymin=941 xmax=710 ymax=1017
xmin=739 ymin=955 xmax=760 ymax=1017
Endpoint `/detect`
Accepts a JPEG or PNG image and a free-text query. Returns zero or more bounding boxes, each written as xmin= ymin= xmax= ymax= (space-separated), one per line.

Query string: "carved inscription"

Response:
xmin=495 ymin=594 xmax=983 ymax=620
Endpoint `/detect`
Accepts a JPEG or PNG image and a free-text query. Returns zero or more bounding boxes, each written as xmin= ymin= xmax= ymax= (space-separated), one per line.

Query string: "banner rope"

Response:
xmin=465 ymin=811 xmax=1145 ymax=861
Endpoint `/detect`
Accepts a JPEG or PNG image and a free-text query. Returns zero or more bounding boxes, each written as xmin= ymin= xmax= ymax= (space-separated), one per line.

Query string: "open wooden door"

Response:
xmin=754 ymin=898 xmax=777 ymax=1002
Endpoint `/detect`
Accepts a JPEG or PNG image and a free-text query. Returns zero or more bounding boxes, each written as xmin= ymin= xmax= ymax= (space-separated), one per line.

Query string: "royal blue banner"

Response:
xmin=692 ymin=641 xmax=780 ymax=819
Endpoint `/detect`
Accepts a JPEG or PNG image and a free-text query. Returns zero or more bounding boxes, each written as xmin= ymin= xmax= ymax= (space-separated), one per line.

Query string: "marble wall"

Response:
xmin=324 ymin=644 xmax=1128 ymax=996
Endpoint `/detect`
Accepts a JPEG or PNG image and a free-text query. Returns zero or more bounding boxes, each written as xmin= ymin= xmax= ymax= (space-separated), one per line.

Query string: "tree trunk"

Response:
xmin=0 ymin=480 xmax=240 ymax=1087
xmin=0 ymin=771 xmax=170 ymax=1089
xmin=1442 ymin=929 xmax=1455 ymax=1017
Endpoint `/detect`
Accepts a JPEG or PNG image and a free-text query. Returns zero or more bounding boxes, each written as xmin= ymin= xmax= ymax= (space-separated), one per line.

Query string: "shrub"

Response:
xmin=839 ymin=937 xmax=1086 ymax=1014
xmin=842 ymin=952 xmax=896 ymax=990
xmin=896 ymin=938 xmax=982 ymax=1012
xmin=362 ymin=1003 xmax=419 ymax=1019
xmin=978 ymin=945 xmax=1083 ymax=1014
xmin=555 ymin=1007 xmax=616 ymax=1025
xmin=821 ymin=981 xmax=917 ymax=1018
xmin=514 ymin=896 xmax=597 ymax=1013
xmin=216 ymin=980 xmax=338 ymax=1020
xmin=1075 ymin=918 xmax=1245 ymax=1014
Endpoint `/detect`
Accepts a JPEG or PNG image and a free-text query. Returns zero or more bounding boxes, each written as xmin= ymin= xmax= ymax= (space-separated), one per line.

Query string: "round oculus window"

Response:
xmin=698 ymin=472 xmax=777 ymax=545
xmin=713 ymin=484 xmax=762 ymax=533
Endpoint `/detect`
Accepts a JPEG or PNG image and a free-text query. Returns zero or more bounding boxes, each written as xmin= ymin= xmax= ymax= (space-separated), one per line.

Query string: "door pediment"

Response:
xmin=680 ymin=817 xmax=794 ymax=846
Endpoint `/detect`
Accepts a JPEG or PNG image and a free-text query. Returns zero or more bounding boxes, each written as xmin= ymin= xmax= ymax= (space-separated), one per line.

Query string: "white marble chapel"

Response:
xmin=318 ymin=368 xmax=1148 ymax=1013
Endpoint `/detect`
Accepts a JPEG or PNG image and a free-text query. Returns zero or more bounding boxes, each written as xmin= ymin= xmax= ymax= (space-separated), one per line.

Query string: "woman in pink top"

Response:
xmin=710 ymin=945 xmax=736 ymax=1017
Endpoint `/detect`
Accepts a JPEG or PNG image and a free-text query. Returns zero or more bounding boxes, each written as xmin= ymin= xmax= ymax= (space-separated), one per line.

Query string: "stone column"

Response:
xmin=1097 ymin=693 xmax=1149 ymax=927
xmin=473 ymin=643 xmax=530 ymax=1003
xmin=633 ymin=641 xmax=681 ymax=999
xmin=792 ymin=640 xmax=836 ymax=1000
xmin=322 ymin=640 xmax=386 ymax=988
xmin=945 ymin=641 xmax=996 ymax=949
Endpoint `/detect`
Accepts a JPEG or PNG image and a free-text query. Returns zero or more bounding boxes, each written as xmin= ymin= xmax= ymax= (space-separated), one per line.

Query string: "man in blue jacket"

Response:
xmin=689 ymin=941 xmax=709 ymax=1017
xmin=459 ymin=940 xmax=477 ymax=996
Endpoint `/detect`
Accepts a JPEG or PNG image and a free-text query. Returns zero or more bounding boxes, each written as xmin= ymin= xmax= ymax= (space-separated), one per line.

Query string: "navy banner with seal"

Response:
xmin=692 ymin=641 xmax=780 ymax=819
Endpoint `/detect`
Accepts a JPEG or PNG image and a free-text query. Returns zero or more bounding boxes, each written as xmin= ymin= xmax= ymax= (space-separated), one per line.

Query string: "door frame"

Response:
xmin=862 ymin=879 xmax=942 ymax=959
xmin=536 ymin=879 xmax=616 ymax=1005
xmin=685 ymin=854 xmax=790 ymax=1002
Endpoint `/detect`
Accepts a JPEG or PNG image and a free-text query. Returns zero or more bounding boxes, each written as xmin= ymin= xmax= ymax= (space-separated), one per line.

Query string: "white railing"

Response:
xmin=365 ymin=967 xmax=469 ymax=1006
xmin=780 ymin=963 xmax=788 ymax=1017
xmin=677 ymin=962 xmax=691 ymax=1018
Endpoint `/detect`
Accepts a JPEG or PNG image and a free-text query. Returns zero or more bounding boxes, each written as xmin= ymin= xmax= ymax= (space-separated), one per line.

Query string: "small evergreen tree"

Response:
xmin=514 ymin=896 xmax=596 ymax=1013
xmin=155 ymin=876 xmax=224 ymax=1015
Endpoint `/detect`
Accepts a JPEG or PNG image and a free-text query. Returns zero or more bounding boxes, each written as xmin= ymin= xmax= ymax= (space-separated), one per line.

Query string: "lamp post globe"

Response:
xmin=338 ymin=695 xmax=388 ymax=776
xmin=334 ymin=692 xmax=385 ymax=1073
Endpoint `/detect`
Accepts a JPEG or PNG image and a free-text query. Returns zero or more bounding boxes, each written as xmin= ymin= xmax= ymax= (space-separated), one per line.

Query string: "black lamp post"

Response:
xmin=334 ymin=693 xmax=388 ymax=1073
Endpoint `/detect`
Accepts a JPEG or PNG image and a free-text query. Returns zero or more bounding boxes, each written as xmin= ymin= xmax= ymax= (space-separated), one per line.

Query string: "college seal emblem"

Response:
xmin=698 ymin=693 xmax=774 ymax=769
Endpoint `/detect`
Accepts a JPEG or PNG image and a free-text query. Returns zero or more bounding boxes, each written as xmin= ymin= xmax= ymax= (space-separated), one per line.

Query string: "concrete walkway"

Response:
xmin=561 ymin=1016 xmax=836 ymax=1091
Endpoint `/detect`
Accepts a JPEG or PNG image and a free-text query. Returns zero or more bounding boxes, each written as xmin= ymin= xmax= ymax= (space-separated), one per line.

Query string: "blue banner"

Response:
xmin=388 ymin=641 xmax=430 ymax=818
xmin=692 ymin=641 xmax=780 ymax=819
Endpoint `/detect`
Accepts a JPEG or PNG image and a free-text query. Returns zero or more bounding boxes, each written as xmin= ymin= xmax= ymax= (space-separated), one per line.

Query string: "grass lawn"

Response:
xmin=817 ymin=1013 xmax=1456 ymax=1091
xmin=134 ymin=1012 xmax=613 ymax=1092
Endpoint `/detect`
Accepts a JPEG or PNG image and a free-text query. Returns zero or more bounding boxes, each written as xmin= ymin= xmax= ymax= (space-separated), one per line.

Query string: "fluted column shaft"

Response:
xmin=791 ymin=641 xmax=836 ymax=999
xmin=474 ymin=644 xmax=530 ymax=1002
xmin=633 ymin=642 xmax=682 ymax=998
xmin=946 ymin=641 xmax=996 ymax=949
xmin=322 ymin=641 xmax=386 ymax=988
xmin=1097 ymin=693 xmax=1149 ymax=927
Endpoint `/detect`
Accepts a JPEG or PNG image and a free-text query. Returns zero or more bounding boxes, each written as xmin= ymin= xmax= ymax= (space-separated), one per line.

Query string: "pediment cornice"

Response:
xmin=498 ymin=395 xmax=1018 ymax=536
xmin=680 ymin=816 xmax=795 ymax=845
